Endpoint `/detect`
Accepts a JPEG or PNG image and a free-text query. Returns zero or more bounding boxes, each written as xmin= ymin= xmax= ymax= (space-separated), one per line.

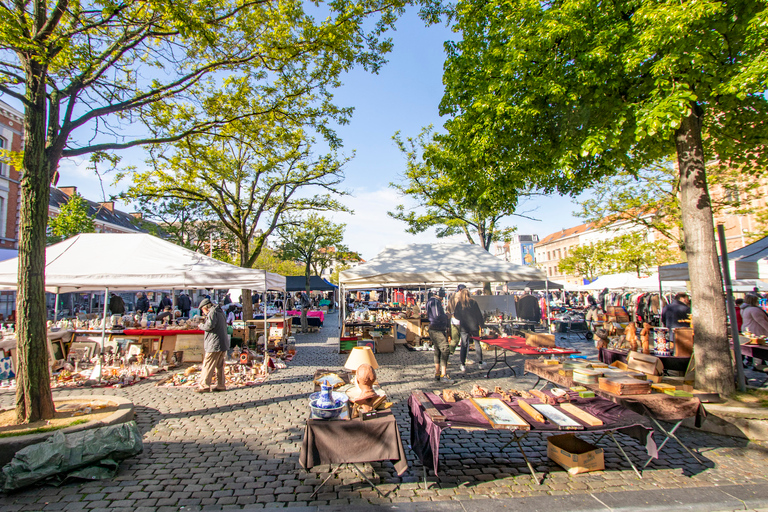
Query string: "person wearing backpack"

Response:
xmin=453 ymin=287 xmax=487 ymax=373
xmin=426 ymin=291 xmax=452 ymax=383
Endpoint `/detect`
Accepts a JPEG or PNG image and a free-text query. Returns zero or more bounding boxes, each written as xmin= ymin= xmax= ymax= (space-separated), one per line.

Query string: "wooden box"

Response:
xmin=525 ymin=332 xmax=556 ymax=348
xmin=673 ymin=328 xmax=694 ymax=357
xmin=598 ymin=377 xmax=652 ymax=395
xmin=627 ymin=351 xmax=664 ymax=376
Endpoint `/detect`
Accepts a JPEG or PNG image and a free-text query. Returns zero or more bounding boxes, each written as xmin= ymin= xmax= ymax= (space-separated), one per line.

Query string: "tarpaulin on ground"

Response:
xmin=0 ymin=421 xmax=143 ymax=492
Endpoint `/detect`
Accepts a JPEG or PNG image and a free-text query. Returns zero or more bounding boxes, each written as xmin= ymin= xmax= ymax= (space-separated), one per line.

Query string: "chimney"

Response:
xmin=59 ymin=186 xmax=77 ymax=197
xmin=130 ymin=212 xmax=143 ymax=220
xmin=99 ymin=201 xmax=114 ymax=212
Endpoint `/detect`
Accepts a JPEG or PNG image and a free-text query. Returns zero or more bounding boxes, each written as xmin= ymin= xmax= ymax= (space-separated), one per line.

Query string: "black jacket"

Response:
xmin=136 ymin=296 xmax=150 ymax=313
xmin=662 ymin=299 xmax=690 ymax=329
xmin=177 ymin=294 xmax=191 ymax=311
xmin=109 ymin=295 xmax=125 ymax=315
xmin=516 ymin=294 xmax=540 ymax=323
xmin=454 ymin=299 xmax=484 ymax=334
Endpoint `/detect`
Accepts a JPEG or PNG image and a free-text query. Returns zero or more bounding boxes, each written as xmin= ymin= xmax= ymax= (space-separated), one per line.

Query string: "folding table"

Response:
xmin=409 ymin=391 xmax=655 ymax=485
xmin=472 ymin=336 xmax=580 ymax=378
xmin=525 ymin=359 xmax=705 ymax=473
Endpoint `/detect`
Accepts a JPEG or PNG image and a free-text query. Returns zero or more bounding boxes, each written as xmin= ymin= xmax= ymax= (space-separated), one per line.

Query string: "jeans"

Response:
xmin=459 ymin=331 xmax=482 ymax=365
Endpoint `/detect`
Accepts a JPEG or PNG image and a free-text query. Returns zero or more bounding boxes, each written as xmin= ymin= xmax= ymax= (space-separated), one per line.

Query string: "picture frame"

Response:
xmin=470 ymin=397 xmax=530 ymax=430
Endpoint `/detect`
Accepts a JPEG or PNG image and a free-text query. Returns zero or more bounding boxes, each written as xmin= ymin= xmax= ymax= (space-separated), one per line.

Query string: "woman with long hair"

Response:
xmin=453 ymin=288 xmax=486 ymax=372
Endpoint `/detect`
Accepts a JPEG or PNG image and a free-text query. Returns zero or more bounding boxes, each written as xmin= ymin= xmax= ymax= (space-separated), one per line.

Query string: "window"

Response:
xmin=0 ymin=137 xmax=6 ymax=176
xmin=0 ymin=196 xmax=6 ymax=238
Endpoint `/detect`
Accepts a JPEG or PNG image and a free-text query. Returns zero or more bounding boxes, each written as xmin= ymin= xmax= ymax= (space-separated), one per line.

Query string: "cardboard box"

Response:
xmin=674 ymin=328 xmax=694 ymax=357
xmin=525 ymin=332 xmax=556 ymax=348
xmin=394 ymin=321 xmax=408 ymax=344
xmin=377 ymin=335 xmax=395 ymax=353
xmin=547 ymin=434 xmax=604 ymax=475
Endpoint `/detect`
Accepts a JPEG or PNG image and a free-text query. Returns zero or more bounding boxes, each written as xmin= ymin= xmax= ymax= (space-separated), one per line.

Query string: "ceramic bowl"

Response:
xmin=309 ymin=398 xmax=346 ymax=419
xmin=309 ymin=391 xmax=348 ymax=404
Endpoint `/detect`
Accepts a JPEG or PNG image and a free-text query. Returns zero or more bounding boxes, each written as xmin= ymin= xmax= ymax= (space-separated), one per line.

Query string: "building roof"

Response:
xmin=49 ymin=187 xmax=151 ymax=233
xmin=536 ymin=221 xmax=595 ymax=246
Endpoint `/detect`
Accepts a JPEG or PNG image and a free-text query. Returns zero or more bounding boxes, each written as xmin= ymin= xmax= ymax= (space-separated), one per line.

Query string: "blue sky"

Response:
xmin=3 ymin=7 xmax=584 ymax=260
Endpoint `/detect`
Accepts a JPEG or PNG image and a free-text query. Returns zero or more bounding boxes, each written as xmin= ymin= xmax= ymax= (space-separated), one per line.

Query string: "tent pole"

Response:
xmin=545 ymin=280 xmax=550 ymax=330
xmin=53 ymin=287 xmax=60 ymax=324
xmin=99 ymin=286 xmax=109 ymax=382
xmin=718 ymin=224 xmax=746 ymax=392
xmin=264 ymin=270 xmax=268 ymax=369
xmin=658 ymin=273 xmax=664 ymax=327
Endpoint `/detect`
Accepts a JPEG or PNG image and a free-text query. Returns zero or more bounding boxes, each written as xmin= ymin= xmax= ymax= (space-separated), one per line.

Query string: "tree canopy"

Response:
xmin=436 ymin=0 xmax=768 ymax=394
xmin=47 ymin=192 xmax=94 ymax=245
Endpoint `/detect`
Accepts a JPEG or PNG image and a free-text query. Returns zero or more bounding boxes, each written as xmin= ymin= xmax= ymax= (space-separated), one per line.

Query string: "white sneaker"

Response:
xmin=479 ymin=361 xmax=488 ymax=369
xmin=460 ymin=364 xmax=466 ymax=373
xmin=466 ymin=360 xmax=475 ymax=365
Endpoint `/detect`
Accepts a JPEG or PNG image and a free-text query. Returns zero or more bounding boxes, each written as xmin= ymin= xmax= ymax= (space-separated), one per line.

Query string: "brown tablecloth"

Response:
xmin=299 ymin=411 xmax=408 ymax=476
xmin=524 ymin=360 xmax=704 ymax=423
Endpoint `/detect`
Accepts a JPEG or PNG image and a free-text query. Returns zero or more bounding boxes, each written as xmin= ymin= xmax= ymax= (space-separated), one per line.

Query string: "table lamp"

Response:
xmin=344 ymin=346 xmax=379 ymax=372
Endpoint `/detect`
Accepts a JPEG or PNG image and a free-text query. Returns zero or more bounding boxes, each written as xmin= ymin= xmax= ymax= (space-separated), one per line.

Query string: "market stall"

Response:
xmin=0 ymin=233 xmax=286 ymax=385
xmin=337 ymin=243 xmax=546 ymax=351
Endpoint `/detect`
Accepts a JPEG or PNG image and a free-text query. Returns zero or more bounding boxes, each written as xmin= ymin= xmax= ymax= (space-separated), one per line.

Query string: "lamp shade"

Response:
xmin=344 ymin=346 xmax=379 ymax=371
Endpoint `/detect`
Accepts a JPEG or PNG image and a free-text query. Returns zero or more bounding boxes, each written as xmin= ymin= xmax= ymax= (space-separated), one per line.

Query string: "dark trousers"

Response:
xmin=459 ymin=331 xmax=483 ymax=364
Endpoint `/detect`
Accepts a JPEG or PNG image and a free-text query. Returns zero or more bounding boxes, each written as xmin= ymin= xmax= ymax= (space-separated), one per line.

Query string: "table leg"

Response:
xmin=349 ymin=463 xmax=387 ymax=497
xmin=607 ymin=431 xmax=642 ymax=479
xmin=643 ymin=418 xmax=702 ymax=468
xmin=500 ymin=431 xmax=540 ymax=485
xmin=309 ymin=464 xmax=341 ymax=499
xmin=485 ymin=346 xmax=517 ymax=379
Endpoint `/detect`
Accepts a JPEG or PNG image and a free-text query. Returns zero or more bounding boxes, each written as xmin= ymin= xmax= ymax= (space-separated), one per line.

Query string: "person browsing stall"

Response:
xmin=453 ymin=288 xmax=487 ymax=373
xmin=426 ymin=291 xmax=452 ymax=383
xmin=195 ymin=298 xmax=230 ymax=393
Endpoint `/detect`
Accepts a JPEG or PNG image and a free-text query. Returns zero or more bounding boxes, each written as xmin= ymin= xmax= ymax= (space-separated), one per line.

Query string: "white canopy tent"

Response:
xmin=658 ymin=235 xmax=768 ymax=281
xmin=580 ymin=272 xmax=686 ymax=292
xmin=0 ymin=233 xmax=286 ymax=367
xmin=0 ymin=233 xmax=285 ymax=292
xmin=338 ymin=243 xmax=545 ymax=288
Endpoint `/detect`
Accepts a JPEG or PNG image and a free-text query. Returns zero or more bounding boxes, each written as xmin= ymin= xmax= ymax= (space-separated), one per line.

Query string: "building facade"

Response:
xmin=49 ymin=186 xmax=152 ymax=234
xmin=493 ymin=234 xmax=539 ymax=266
xmin=0 ymin=101 xmax=22 ymax=250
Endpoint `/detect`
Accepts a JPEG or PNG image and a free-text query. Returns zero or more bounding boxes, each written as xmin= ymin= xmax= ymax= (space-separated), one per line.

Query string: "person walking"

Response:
xmin=426 ymin=291 xmax=452 ymax=383
xmin=135 ymin=292 xmax=150 ymax=314
xmin=516 ymin=287 xmax=541 ymax=324
xmin=299 ymin=291 xmax=311 ymax=333
xmin=178 ymin=292 xmax=191 ymax=318
xmin=196 ymin=298 xmax=230 ymax=393
xmin=453 ymin=288 xmax=486 ymax=373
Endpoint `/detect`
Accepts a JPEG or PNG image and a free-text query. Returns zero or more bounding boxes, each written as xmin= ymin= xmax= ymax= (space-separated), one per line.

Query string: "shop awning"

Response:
xmin=658 ymin=235 xmax=768 ymax=281
xmin=338 ymin=243 xmax=544 ymax=287
xmin=285 ymin=276 xmax=337 ymax=292
xmin=0 ymin=233 xmax=285 ymax=292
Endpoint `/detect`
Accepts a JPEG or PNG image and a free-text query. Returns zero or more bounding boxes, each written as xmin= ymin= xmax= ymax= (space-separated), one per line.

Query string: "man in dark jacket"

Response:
xmin=426 ymin=292 xmax=452 ymax=383
xmin=662 ymin=293 xmax=691 ymax=331
xmin=196 ymin=298 xmax=230 ymax=393
xmin=159 ymin=293 xmax=172 ymax=310
xmin=135 ymin=292 xmax=150 ymax=314
xmin=178 ymin=292 xmax=191 ymax=318
xmin=516 ymin=287 xmax=541 ymax=324
xmin=109 ymin=293 xmax=125 ymax=315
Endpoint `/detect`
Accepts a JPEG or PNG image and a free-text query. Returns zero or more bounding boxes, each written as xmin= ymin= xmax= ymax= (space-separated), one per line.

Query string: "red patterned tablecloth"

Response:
xmin=473 ymin=336 xmax=580 ymax=356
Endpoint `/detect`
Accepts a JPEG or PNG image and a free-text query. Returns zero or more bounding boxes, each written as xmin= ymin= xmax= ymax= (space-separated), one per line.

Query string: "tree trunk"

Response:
xmin=15 ymin=62 xmax=56 ymax=423
xmin=675 ymin=103 xmax=734 ymax=396
xmin=239 ymin=240 xmax=253 ymax=321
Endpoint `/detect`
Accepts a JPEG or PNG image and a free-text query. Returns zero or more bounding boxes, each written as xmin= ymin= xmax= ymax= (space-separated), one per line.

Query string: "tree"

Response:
xmin=1 ymin=0 xmax=406 ymax=422
xmin=122 ymin=118 xmax=349 ymax=320
xmin=390 ymin=127 xmax=528 ymax=250
xmin=330 ymin=263 xmax=352 ymax=285
xmin=276 ymin=214 xmax=348 ymax=292
xmin=131 ymin=197 xmax=220 ymax=254
xmin=437 ymin=0 xmax=768 ymax=394
xmin=557 ymin=241 xmax=613 ymax=283
xmin=578 ymin=161 xmax=768 ymax=252
xmin=47 ymin=192 xmax=94 ymax=245
xmin=607 ymin=233 xmax=680 ymax=277
xmin=254 ymin=247 xmax=305 ymax=277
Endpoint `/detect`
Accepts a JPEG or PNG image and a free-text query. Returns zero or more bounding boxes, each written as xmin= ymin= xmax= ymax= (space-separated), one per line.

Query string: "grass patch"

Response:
xmin=0 ymin=418 xmax=89 ymax=438
xmin=730 ymin=389 xmax=768 ymax=407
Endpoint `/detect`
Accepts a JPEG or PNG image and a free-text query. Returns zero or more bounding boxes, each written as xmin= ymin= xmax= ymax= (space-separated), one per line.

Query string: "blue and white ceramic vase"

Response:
xmin=316 ymin=382 xmax=335 ymax=409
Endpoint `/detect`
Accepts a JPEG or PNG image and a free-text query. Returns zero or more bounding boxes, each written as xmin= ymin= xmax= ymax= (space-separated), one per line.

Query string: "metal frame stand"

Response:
xmin=499 ymin=431 xmax=540 ymax=485
xmin=485 ymin=346 xmax=518 ymax=378
xmin=592 ymin=430 xmax=643 ymax=479
xmin=643 ymin=417 xmax=702 ymax=469
xmin=309 ymin=462 xmax=387 ymax=499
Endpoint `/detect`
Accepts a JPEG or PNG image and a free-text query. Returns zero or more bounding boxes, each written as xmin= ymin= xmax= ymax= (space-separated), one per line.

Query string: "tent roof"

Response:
xmin=285 ymin=276 xmax=337 ymax=292
xmin=338 ymin=243 xmax=544 ymax=287
xmin=659 ymin=235 xmax=768 ymax=281
xmin=505 ymin=280 xmax=564 ymax=290
xmin=579 ymin=272 xmax=685 ymax=291
xmin=0 ymin=233 xmax=285 ymax=292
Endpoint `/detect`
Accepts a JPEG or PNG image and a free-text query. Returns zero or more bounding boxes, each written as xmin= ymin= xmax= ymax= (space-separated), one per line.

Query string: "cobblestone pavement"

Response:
xmin=2 ymin=313 xmax=768 ymax=511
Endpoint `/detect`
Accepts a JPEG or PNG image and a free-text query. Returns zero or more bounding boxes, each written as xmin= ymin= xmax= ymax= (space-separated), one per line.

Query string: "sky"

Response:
xmin=4 ymin=7 xmax=585 ymax=261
